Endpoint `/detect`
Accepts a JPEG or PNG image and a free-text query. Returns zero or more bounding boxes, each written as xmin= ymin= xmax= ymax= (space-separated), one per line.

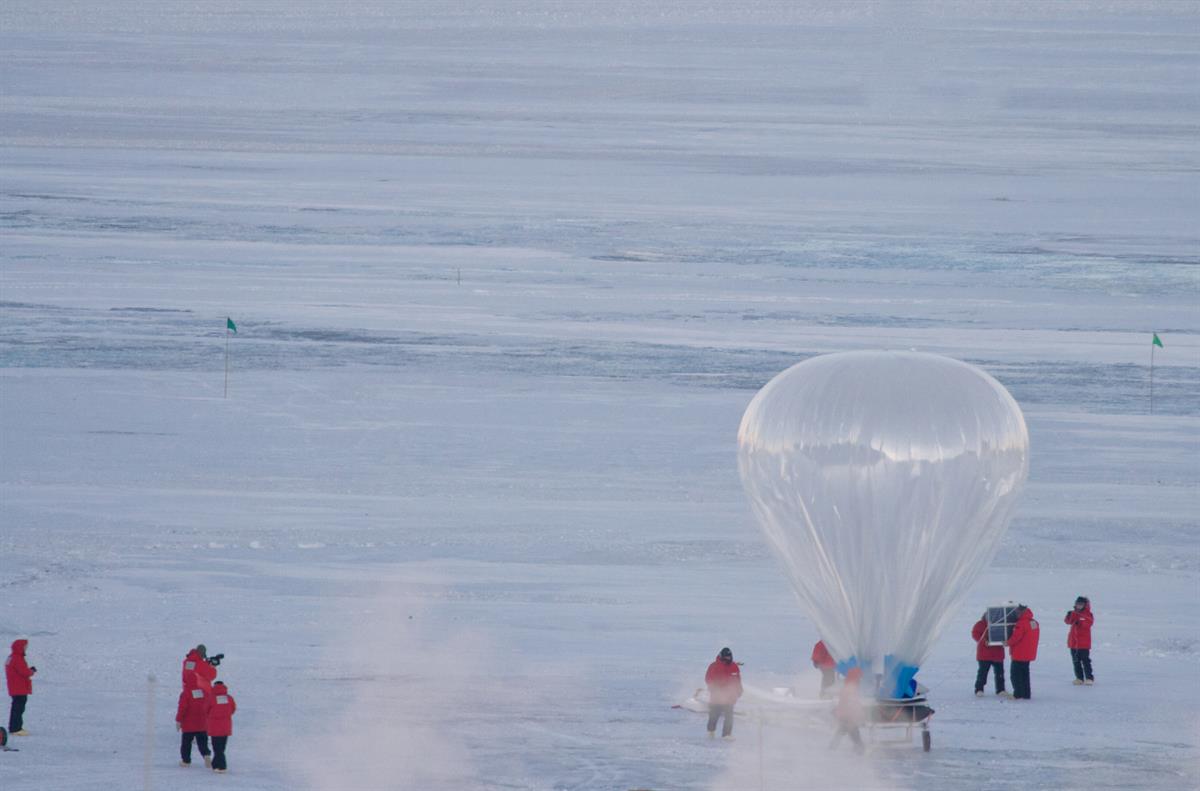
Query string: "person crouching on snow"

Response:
xmin=176 ymin=671 xmax=212 ymax=767
xmin=1007 ymin=605 xmax=1040 ymax=699
xmin=1065 ymin=596 xmax=1095 ymax=685
xmin=206 ymin=680 xmax=237 ymax=773
xmin=5 ymin=639 xmax=37 ymax=737
xmin=830 ymin=667 xmax=866 ymax=754
xmin=704 ymin=647 xmax=742 ymax=739
xmin=811 ymin=640 xmax=837 ymax=698
xmin=971 ymin=613 xmax=1010 ymax=698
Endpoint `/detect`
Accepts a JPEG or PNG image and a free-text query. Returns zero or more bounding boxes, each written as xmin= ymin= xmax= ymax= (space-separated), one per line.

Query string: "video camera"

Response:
xmin=208 ymin=653 xmax=225 ymax=667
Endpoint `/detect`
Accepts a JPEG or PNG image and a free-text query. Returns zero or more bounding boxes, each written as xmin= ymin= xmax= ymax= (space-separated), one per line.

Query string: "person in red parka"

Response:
xmin=971 ymin=614 xmax=1009 ymax=698
xmin=181 ymin=645 xmax=217 ymax=692
xmin=1007 ymin=605 xmax=1040 ymax=699
xmin=206 ymin=680 xmax=237 ymax=773
xmin=176 ymin=671 xmax=212 ymax=767
xmin=704 ymin=647 xmax=742 ymax=739
xmin=1065 ymin=596 xmax=1095 ymax=685
xmin=829 ymin=667 xmax=866 ymax=753
xmin=5 ymin=638 xmax=37 ymax=736
xmin=811 ymin=640 xmax=837 ymax=698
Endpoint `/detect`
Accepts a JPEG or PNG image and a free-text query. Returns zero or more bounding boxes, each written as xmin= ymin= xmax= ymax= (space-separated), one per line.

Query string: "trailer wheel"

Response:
xmin=922 ymin=729 xmax=931 ymax=752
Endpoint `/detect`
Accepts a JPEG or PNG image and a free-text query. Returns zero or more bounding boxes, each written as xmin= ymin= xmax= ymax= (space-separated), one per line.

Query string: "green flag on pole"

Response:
xmin=1152 ymin=332 xmax=1163 ymax=348
xmin=227 ymin=317 xmax=237 ymax=334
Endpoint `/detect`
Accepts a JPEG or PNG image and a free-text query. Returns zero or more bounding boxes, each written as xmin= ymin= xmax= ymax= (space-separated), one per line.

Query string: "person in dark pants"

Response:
xmin=971 ymin=613 xmax=1010 ymax=697
xmin=811 ymin=640 xmax=837 ymax=698
xmin=5 ymin=639 xmax=37 ymax=736
xmin=1007 ymin=605 xmax=1040 ymax=699
xmin=829 ymin=667 xmax=866 ymax=754
xmin=704 ymin=647 xmax=742 ymax=739
xmin=1065 ymin=596 xmax=1095 ymax=685
xmin=7 ymin=696 xmax=25 ymax=734
xmin=206 ymin=680 xmax=237 ymax=773
xmin=176 ymin=671 xmax=212 ymax=767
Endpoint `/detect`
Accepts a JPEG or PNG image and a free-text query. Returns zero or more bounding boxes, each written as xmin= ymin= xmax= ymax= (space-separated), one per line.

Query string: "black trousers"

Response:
xmin=1011 ymin=660 xmax=1032 ymax=699
xmin=819 ymin=667 xmax=836 ymax=695
xmin=707 ymin=703 xmax=734 ymax=737
xmin=974 ymin=660 xmax=1005 ymax=693
xmin=1070 ymin=648 xmax=1094 ymax=681
xmin=830 ymin=723 xmax=865 ymax=752
xmin=180 ymin=731 xmax=210 ymax=763
xmin=211 ymin=735 xmax=229 ymax=770
xmin=8 ymin=695 xmax=27 ymax=732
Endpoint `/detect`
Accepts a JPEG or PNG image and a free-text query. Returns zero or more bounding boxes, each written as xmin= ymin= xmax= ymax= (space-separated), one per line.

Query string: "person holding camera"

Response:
xmin=5 ymin=638 xmax=37 ymax=736
xmin=181 ymin=644 xmax=220 ymax=691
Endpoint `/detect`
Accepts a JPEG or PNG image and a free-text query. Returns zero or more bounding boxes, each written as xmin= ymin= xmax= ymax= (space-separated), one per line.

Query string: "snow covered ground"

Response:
xmin=1 ymin=2 xmax=1198 ymax=789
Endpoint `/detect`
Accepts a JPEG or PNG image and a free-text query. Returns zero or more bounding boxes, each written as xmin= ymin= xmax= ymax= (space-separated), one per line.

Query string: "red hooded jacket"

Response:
xmin=206 ymin=682 xmax=237 ymax=737
xmin=5 ymin=639 xmax=35 ymax=696
xmin=176 ymin=672 xmax=211 ymax=732
xmin=972 ymin=617 xmax=1005 ymax=662
xmin=182 ymin=649 xmax=216 ymax=690
xmin=1008 ymin=608 xmax=1040 ymax=662
xmin=1064 ymin=602 xmax=1094 ymax=649
xmin=705 ymin=656 xmax=743 ymax=706
xmin=811 ymin=640 xmax=836 ymax=670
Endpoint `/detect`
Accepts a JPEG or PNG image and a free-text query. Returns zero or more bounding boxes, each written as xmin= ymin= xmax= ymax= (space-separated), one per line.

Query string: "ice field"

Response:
xmin=1 ymin=3 xmax=1198 ymax=789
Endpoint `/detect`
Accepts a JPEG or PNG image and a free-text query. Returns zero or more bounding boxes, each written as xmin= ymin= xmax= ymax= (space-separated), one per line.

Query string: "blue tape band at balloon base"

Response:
xmin=833 ymin=655 xmax=919 ymax=697
xmin=836 ymin=657 xmax=879 ymax=678
xmin=882 ymin=655 xmax=920 ymax=698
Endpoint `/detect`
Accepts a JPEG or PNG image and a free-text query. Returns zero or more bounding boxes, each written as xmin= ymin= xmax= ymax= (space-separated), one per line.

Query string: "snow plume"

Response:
xmin=706 ymin=676 xmax=898 ymax=791
xmin=274 ymin=579 xmax=487 ymax=791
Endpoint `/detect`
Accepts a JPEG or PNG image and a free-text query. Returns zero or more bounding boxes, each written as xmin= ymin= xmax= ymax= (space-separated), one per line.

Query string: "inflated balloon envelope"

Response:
xmin=738 ymin=351 xmax=1029 ymax=698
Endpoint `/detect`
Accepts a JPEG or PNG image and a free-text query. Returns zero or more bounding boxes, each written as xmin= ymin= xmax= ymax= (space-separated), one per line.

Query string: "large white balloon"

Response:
xmin=738 ymin=351 xmax=1029 ymax=695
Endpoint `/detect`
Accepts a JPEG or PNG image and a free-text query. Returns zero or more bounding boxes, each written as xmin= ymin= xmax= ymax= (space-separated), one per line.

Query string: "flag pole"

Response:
xmin=224 ymin=323 xmax=230 ymax=399
xmin=1149 ymin=333 xmax=1155 ymax=415
xmin=144 ymin=672 xmax=157 ymax=791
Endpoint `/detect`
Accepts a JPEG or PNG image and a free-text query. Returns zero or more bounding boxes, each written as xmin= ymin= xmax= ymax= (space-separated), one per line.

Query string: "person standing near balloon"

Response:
xmin=5 ymin=638 xmax=37 ymax=737
xmin=1065 ymin=596 xmax=1095 ymax=685
xmin=811 ymin=640 xmax=837 ymax=698
xmin=704 ymin=647 xmax=742 ymax=739
xmin=830 ymin=667 xmax=867 ymax=754
xmin=971 ymin=614 xmax=1009 ymax=698
xmin=1007 ymin=605 xmax=1040 ymax=699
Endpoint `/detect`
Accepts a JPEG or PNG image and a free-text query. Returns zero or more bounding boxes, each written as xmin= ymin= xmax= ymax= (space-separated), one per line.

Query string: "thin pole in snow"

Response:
xmin=457 ymin=267 xmax=461 ymax=286
xmin=144 ymin=672 xmax=157 ymax=791
xmin=224 ymin=325 xmax=230 ymax=399
xmin=1149 ymin=336 xmax=1155 ymax=415
xmin=758 ymin=715 xmax=765 ymax=791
